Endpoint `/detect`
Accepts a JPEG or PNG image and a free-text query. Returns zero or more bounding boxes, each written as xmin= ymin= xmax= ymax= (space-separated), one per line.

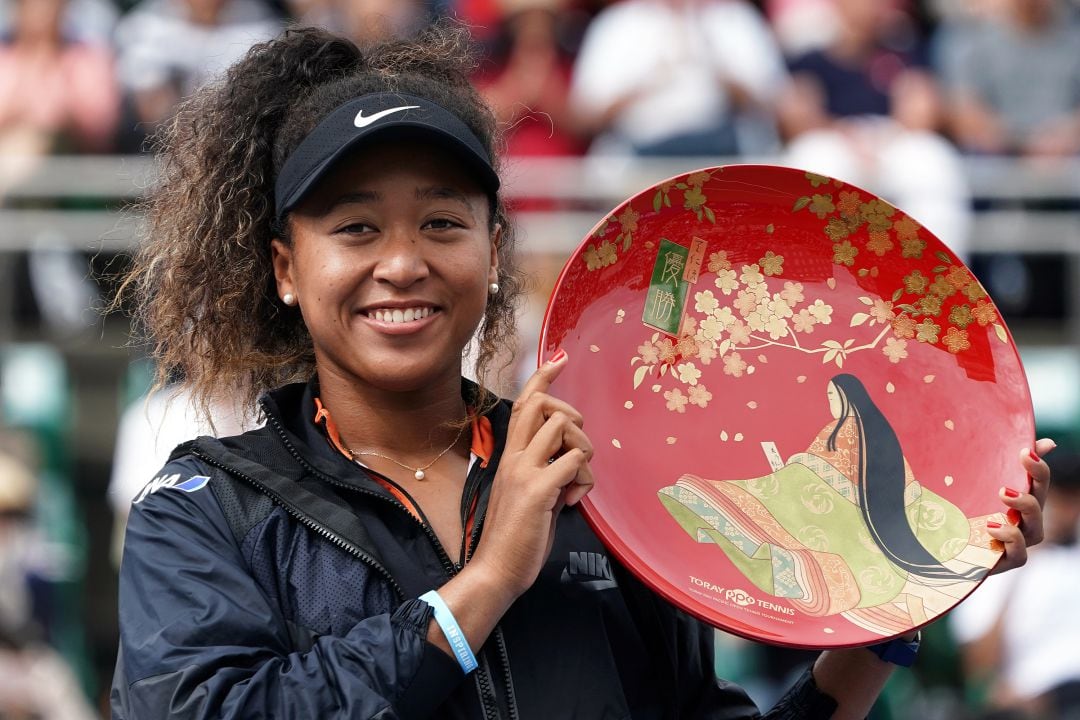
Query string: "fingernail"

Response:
xmin=1007 ymin=508 xmax=1021 ymax=525
xmin=1003 ymin=486 xmax=1020 ymax=498
xmin=986 ymin=520 xmax=1002 ymax=529
xmin=549 ymin=348 xmax=567 ymax=365
xmin=1029 ymin=449 xmax=1040 ymax=463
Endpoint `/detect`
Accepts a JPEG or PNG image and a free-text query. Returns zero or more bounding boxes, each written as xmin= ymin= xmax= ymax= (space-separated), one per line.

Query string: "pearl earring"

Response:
xmin=282 ymin=292 xmax=296 ymax=306
xmin=489 ymin=282 xmax=500 ymax=295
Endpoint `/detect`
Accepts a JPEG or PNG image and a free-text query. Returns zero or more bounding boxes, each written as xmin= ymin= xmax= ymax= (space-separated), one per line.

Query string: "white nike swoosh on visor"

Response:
xmin=354 ymin=105 xmax=420 ymax=128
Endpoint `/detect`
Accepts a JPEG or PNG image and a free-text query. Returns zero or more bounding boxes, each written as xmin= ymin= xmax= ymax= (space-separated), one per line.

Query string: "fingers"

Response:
xmin=500 ymin=345 xmax=596 ymax=510
xmin=514 ymin=350 xmax=568 ymax=411
xmin=507 ymin=350 xmax=586 ymax=452
xmin=548 ymin=449 xmax=595 ymax=507
xmin=525 ymin=413 xmax=592 ymax=468
xmin=1003 ymin=438 xmax=1056 ymax=551
xmin=521 ymin=416 xmax=594 ymax=506
xmin=508 ymin=393 xmax=584 ymax=446
xmin=987 ymin=518 xmax=1028 ymax=575
xmin=999 ymin=484 xmax=1043 ymax=548
xmin=1023 ymin=439 xmax=1056 ymax=509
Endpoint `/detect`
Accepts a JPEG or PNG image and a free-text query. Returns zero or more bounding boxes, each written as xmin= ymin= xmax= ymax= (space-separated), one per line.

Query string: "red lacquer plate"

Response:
xmin=539 ymin=165 xmax=1034 ymax=649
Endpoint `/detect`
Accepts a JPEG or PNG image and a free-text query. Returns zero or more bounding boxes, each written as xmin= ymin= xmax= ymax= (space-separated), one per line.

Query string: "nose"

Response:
xmin=371 ymin=225 xmax=430 ymax=288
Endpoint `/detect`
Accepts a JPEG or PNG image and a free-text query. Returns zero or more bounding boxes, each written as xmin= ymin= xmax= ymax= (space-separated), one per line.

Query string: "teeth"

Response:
xmin=370 ymin=307 xmax=432 ymax=323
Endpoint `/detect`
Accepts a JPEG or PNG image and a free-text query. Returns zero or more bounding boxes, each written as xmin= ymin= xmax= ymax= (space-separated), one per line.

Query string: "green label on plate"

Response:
xmin=643 ymin=238 xmax=690 ymax=336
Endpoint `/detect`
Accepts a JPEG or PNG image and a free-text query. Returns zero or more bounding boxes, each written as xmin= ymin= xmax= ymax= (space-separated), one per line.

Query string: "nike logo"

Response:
xmin=560 ymin=551 xmax=618 ymax=591
xmin=354 ymin=105 xmax=420 ymax=128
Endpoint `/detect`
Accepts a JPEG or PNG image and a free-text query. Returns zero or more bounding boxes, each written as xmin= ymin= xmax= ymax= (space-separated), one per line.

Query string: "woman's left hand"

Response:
xmin=989 ymin=438 xmax=1055 ymax=574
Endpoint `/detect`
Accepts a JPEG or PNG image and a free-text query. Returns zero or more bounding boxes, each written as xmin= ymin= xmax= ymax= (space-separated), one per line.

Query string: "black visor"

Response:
xmin=274 ymin=92 xmax=500 ymax=219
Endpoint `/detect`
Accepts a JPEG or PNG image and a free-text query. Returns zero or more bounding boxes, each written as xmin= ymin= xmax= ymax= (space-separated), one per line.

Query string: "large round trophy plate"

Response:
xmin=539 ymin=165 xmax=1033 ymax=648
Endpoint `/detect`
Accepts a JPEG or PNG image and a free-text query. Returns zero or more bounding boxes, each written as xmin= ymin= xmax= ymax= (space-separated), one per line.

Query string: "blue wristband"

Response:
xmin=867 ymin=631 xmax=921 ymax=667
xmin=419 ymin=590 xmax=477 ymax=674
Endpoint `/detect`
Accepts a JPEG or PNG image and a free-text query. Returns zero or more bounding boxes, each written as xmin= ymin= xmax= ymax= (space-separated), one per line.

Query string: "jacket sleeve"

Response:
xmin=112 ymin=462 xmax=462 ymax=720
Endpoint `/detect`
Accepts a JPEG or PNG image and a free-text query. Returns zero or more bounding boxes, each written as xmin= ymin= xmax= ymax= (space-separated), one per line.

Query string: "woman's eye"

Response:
xmin=339 ymin=222 xmax=375 ymax=234
xmin=423 ymin=217 xmax=461 ymax=231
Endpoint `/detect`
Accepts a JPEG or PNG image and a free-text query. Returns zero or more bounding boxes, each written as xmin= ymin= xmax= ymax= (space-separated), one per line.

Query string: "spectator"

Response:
xmin=0 ymin=446 xmax=96 ymax=720
xmin=777 ymin=0 xmax=972 ymax=258
xmin=949 ymin=450 xmax=1080 ymax=719
xmin=938 ymin=0 xmax=1080 ymax=157
xmin=0 ymin=0 xmax=119 ymax=46
xmin=114 ymin=0 xmax=280 ymax=148
xmin=280 ymin=0 xmax=429 ymax=45
xmin=0 ymin=0 xmax=119 ymax=191
xmin=761 ymin=0 xmax=839 ymax=56
xmin=279 ymin=0 xmax=336 ymax=25
xmin=474 ymin=0 xmax=589 ymax=158
xmin=569 ymin=0 xmax=787 ymax=158
xmin=340 ymin=0 xmax=430 ymax=45
xmin=107 ymin=382 xmax=256 ymax=565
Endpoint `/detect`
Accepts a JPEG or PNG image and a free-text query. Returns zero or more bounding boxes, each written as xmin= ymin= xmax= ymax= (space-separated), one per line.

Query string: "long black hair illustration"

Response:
xmin=826 ymin=373 xmax=983 ymax=582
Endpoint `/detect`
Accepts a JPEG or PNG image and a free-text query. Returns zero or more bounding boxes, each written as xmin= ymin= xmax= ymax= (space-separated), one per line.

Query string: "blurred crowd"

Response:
xmin=2 ymin=0 xmax=1080 ymax=717
xmin=1 ymin=0 xmax=1078 ymax=166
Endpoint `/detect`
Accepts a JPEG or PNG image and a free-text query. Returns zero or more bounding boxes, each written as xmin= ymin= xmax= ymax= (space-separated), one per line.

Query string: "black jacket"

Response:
xmin=111 ymin=381 xmax=837 ymax=719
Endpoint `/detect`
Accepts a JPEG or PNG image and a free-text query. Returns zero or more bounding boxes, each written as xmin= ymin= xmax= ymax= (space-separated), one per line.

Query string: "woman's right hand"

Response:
xmin=469 ymin=349 xmax=595 ymax=602
xmin=426 ymin=351 xmax=593 ymax=660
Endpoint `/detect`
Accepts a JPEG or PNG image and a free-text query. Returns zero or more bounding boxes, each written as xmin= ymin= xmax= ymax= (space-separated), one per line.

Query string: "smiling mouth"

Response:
xmin=365 ymin=307 xmax=436 ymax=324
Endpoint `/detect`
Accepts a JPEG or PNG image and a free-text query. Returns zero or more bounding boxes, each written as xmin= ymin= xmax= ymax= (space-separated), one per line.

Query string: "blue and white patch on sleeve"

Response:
xmin=133 ymin=473 xmax=211 ymax=504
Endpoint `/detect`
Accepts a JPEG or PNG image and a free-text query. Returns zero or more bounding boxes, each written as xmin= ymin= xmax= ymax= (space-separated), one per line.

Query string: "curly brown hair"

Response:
xmin=116 ymin=23 xmax=522 ymax=420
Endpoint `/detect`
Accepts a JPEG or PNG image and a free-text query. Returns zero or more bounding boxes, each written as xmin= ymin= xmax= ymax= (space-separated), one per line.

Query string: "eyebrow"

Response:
xmin=415 ymin=186 xmax=472 ymax=206
xmin=324 ymin=191 xmax=380 ymax=213
xmin=323 ymin=186 xmax=473 ymax=213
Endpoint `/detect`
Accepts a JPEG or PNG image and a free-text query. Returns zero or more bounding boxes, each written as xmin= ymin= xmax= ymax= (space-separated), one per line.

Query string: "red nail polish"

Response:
xmin=1007 ymin=508 xmax=1021 ymax=525
xmin=549 ymin=348 xmax=567 ymax=364
xmin=1003 ymin=487 xmax=1020 ymax=498
xmin=986 ymin=520 xmax=1002 ymax=529
xmin=1029 ymin=450 xmax=1040 ymax=463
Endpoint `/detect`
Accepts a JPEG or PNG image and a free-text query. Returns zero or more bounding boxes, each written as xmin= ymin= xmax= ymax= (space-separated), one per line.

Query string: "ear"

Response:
xmin=270 ymin=238 xmax=296 ymax=301
xmin=488 ymin=223 xmax=502 ymax=286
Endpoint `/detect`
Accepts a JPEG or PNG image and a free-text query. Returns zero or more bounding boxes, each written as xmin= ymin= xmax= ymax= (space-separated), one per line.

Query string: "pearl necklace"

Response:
xmin=348 ymin=423 xmax=466 ymax=481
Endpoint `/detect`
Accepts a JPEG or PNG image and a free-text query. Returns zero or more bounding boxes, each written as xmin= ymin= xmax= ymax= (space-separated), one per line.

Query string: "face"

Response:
xmin=185 ymin=0 xmax=227 ymax=25
xmin=827 ymin=381 xmax=844 ymax=419
xmin=272 ymin=139 xmax=500 ymax=395
xmin=16 ymin=0 xmax=65 ymax=41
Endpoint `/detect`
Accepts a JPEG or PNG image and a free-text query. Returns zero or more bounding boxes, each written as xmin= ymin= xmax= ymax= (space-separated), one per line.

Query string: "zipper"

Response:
xmin=191 ymin=449 xmax=405 ymax=600
xmin=493 ymin=626 xmax=520 ymax=720
xmin=262 ymin=407 xmax=511 ymax=719
xmin=458 ymin=460 xmax=487 ymax=564
xmin=266 ymin=412 xmax=458 ymax=578
xmin=474 ymin=651 xmax=501 ymax=720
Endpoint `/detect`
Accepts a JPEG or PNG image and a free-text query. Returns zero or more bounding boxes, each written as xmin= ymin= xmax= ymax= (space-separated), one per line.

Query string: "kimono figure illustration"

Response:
xmin=658 ymin=373 xmax=1001 ymax=636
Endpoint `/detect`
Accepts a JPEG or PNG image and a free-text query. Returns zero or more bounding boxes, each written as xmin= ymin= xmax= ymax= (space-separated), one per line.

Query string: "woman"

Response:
xmin=661 ymin=374 xmax=1001 ymax=635
xmin=111 ymin=24 xmax=1050 ymax=719
xmin=0 ymin=0 xmax=119 ymax=190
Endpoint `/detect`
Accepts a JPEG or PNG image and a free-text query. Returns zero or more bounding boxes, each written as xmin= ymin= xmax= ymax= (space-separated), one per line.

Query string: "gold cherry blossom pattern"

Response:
xmin=583 ymin=240 xmax=618 ymax=271
xmin=942 ymin=327 xmax=971 ymax=354
xmin=792 ymin=173 xmax=1009 ymax=354
xmin=760 ymin=251 xmax=784 ymax=276
xmin=583 ymin=202 xmax=643 ymax=271
xmin=624 ymin=171 xmax=1010 ymax=414
xmin=615 ymin=206 xmax=640 ymax=252
xmin=651 ymin=169 xmax=720 ymax=223
xmin=581 ymin=186 xmax=654 ymax=271
xmin=892 ymin=251 xmax=1009 ymax=351
xmin=664 ymin=388 xmax=689 ymax=413
xmin=629 ymin=257 xmax=915 ymax=412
